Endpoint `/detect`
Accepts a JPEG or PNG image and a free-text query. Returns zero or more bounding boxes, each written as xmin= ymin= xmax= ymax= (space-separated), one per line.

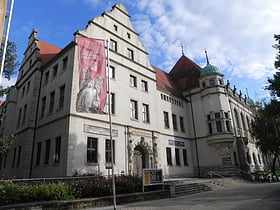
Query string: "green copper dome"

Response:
xmin=247 ymin=98 xmax=255 ymax=106
xmin=200 ymin=50 xmax=222 ymax=77
xmin=200 ymin=63 xmax=221 ymax=77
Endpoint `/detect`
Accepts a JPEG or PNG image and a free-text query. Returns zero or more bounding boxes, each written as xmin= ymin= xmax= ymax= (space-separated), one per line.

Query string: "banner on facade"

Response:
xmin=0 ymin=0 xmax=7 ymax=42
xmin=76 ymin=36 xmax=107 ymax=113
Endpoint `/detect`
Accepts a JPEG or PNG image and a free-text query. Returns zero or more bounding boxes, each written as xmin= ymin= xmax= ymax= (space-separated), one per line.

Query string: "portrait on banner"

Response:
xmin=76 ymin=36 xmax=107 ymax=113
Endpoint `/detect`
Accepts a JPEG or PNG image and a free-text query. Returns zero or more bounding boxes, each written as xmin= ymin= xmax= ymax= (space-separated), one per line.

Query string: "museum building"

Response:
xmin=0 ymin=4 xmax=265 ymax=179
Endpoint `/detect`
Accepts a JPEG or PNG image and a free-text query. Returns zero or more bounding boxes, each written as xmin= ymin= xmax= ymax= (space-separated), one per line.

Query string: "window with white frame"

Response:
xmin=127 ymin=48 xmax=134 ymax=60
xmin=110 ymin=39 xmax=117 ymax=51
xmin=142 ymin=103 xmax=150 ymax=123
xmin=163 ymin=111 xmax=170 ymax=129
xmin=87 ymin=137 xmax=97 ymax=163
xmin=130 ymin=75 xmax=137 ymax=87
xmin=109 ymin=66 xmax=115 ymax=79
xmin=130 ymin=100 xmax=138 ymax=120
xmin=141 ymin=80 xmax=148 ymax=92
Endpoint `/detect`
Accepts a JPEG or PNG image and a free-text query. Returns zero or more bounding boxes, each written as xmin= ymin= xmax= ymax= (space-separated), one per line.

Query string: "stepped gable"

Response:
xmin=154 ymin=65 xmax=183 ymax=98
xmin=38 ymin=40 xmax=61 ymax=65
xmin=169 ymin=55 xmax=201 ymax=91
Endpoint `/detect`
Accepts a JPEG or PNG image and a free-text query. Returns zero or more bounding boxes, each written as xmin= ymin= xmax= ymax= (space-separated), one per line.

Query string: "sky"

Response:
xmin=4 ymin=0 xmax=280 ymax=102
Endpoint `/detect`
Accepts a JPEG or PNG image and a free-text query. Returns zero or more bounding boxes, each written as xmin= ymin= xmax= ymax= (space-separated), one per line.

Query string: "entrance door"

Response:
xmin=133 ymin=145 xmax=146 ymax=176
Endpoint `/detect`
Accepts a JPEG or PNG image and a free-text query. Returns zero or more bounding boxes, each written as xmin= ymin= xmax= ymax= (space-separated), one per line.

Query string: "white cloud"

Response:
xmin=127 ymin=0 xmax=280 ymax=82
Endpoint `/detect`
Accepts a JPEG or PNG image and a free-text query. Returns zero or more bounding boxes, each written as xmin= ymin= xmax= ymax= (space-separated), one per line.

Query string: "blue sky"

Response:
xmin=5 ymin=0 xmax=280 ymax=102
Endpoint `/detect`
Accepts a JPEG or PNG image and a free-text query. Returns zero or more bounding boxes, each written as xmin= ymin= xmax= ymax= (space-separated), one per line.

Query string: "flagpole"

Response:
xmin=106 ymin=39 xmax=117 ymax=210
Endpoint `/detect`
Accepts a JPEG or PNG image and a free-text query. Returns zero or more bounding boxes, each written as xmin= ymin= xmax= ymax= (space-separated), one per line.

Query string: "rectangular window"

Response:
xmin=214 ymin=112 xmax=221 ymax=119
xmin=166 ymin=147 xmax=172 ymax=166
xmin=109 ymin=66 xmax=115 ymax=79
xmin=21 ymin=86 xmax=25 ymax=98
xmin=179 ymin=116 xmax=185 ymax=132
xmin=183 ymin=149 xmax=188 ymax=166
xmin=62 ymin=56 xmax=68 ymax=70
xmin=36 ymin=142 xmax=41 ymax=165
xmin=21 ymin=104 xmax=27 ymax=125
xmin=110 ymin=39 xmax=117 ymax=51
xmin=142 ymin=103 xmax=150 ymax=123
xmin=127 ymin=48 xmax=134 ymax=60
xmin=12 ymin=147 xmax=17 ymax=167
xmin=54 ymin=136 xmax=61 ymax=163
xmin=106 ymin=92 xmax=115 ymax=114
xmin=44 ymin=139 xmax=51 ymax=164
xmin=172 ymin=114 xmax=178 ymax=130
xmin=130 ymin=100 xmax=138 ymax=120
xmin=113 ymin=24 xmax=118 ymax=31
xmin=130 ymin=75 xmax=137 ymax=87
xmin=40 ymin=96 xmax=46 ymax=118
xmin=44 ymin=71 xmax=49 ymax=85
xmin=216 ymin=121 xmax=223 ymax=132
xmin=53 ymin=64 xmax=58 ymax=78
xmin=49 ymin=91 xmax=55 ymax=114
xmin=105 ymin=139 xmax=115 ymax=163
xmin=17 ymin=108 xmax=22 ymax=128
xmin=87 ymin=137 xmax=98 ymax=163
xmin=163 ymin=111 xmax=170 ymax=129
xmin=141 ymin=80 xmax=148 ymax=92
xmin=209 ymin=79 xmax=215 ymax=86
xmin=175 ymin=148 xmax=181 ymax=166
xmin=59 ymin=85 xmax=65 ymax=109
xmin=16 ymin=146 xmax=21 ymax=167
xmin=27 ymin=81 xmax=30 ymax=94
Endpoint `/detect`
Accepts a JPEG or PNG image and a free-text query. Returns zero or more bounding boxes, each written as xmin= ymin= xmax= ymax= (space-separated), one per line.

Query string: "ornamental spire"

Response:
xmin=205 ymin=49 xmax=209 ymax=64
xmin=180 ymin=43 xmax=184 ymax=56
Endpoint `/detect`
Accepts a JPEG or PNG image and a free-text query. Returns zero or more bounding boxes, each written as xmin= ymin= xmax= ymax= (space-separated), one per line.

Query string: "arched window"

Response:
xmin=246 ymin=116 xmax=250 ymax=130
xmin=234 ymin=109 xmax=240 ymax=128
xmin=240 ymin=113 xmax=246 ymax=130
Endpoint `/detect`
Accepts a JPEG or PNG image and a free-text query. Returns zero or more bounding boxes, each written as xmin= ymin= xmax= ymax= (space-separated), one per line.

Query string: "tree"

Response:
xmin=0 ymin=41 xmax=19 ymax=97
xmin=267 ymin=34 xmax=280 ymax=96
xmin=251 ymin=100 xmax=280 ymax=175
xmin=0 ymin=135 xmax=15 ymax=157
xmin=0 ymin=41 xmax=20 ymax=80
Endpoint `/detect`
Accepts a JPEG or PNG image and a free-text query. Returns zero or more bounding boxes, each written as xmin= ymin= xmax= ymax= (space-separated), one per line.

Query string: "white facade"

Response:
xmin=0 ymin=4 xmax=265 ymax=179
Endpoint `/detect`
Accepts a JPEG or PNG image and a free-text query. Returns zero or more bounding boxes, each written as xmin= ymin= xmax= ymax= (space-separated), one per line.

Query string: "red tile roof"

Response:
xmin=154 ymin=66 xmax=182 ymax=97
xmin=169 ymin=55 xmax=201 ymax=91
xmin=38 ymin=40 xmax=61 ymax=65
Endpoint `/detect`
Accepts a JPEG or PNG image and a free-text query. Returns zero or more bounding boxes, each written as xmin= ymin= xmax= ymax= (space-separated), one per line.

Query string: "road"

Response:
xmin=89 ymin=182 xmax=280 ymax=210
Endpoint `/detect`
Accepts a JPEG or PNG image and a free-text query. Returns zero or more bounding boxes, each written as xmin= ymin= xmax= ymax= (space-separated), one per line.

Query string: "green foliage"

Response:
xmin=0 ymin=182 xmax=75 ymax=206
xmin=0 ymin=135 xmax=15 ymax=156
xmin=251 ymin=100 xmax=280 ymax=174
xmin=0 ymin=41 xmax=20 ymax=80
xmin=267 ymin=34 xmax=280 ymax=96
xmin=71 ymin=175 xmax=142 ymax=198
xmin=0 ymin=175 xmax=142 ymax=206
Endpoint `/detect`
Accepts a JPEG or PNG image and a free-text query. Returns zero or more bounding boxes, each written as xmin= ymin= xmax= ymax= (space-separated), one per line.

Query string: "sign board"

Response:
xmin=143 ymin=168 xmax=163 ymax=186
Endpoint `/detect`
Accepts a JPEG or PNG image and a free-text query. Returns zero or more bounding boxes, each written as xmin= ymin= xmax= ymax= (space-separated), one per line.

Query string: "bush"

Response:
xmin=0 ymin=175 xmax=143 ymax=206
xmin=0 ymin=182 xmax=75 ymax=206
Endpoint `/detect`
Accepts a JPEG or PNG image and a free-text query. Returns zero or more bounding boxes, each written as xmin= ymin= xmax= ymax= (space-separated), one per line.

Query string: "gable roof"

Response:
xmin=154 ymin=66 xmax=183 ymax=98
xmin=38 ymin=40 xmax=62 ymax=65
xmin=169 ymin=55 xmax=201 ymax=91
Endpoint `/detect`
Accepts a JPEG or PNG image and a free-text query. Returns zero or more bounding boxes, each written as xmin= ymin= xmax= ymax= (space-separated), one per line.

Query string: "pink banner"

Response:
xmin=76 ymin=36 xmax=107 ymax=113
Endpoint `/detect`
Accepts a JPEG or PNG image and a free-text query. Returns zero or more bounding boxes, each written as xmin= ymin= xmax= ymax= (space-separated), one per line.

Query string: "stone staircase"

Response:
xmin=174 ymin=182 xmax=211 ymax=197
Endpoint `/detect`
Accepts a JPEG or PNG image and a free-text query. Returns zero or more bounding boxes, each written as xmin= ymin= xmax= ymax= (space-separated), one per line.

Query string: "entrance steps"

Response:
xmin=174 ymin=182 xmax=211 ymax=197
xmin=165 ymin=177 xmax=250 ymax=197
